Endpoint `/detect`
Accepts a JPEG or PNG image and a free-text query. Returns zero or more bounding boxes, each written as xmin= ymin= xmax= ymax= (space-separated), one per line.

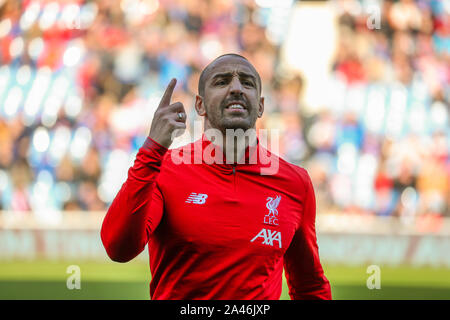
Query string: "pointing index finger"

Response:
xmin=159 ymin=78 xmax=177 ymax=108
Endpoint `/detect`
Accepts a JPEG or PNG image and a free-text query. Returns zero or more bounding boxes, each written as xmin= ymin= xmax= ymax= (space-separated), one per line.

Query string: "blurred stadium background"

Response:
xmin=0 ymin=0 xmax=449 ymax=299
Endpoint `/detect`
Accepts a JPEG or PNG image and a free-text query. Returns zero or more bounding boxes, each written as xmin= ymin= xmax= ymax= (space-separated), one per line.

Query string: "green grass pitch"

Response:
xmin=0 ymin=260 xmax=449 ymax=299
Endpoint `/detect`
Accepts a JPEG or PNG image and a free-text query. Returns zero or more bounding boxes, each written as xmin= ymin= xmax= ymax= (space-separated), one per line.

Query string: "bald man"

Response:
xmin=101 ymin=53 xmax=331 ymax=300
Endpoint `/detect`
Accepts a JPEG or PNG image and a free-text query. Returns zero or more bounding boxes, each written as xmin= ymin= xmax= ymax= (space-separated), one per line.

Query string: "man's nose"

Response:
xmin=229 ymin=77 xmax=243 ymax=95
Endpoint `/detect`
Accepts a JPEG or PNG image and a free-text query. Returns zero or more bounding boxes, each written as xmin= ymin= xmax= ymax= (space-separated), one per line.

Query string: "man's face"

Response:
xmin=195 ymin=56 xmax=264 ymax=133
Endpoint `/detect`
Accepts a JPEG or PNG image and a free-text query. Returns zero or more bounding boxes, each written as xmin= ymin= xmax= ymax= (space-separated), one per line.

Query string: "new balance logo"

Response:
xmin=250 ymin=228 xmax=282 ymax=248
xmin=185 ymin=193 xmax=208 ymax=204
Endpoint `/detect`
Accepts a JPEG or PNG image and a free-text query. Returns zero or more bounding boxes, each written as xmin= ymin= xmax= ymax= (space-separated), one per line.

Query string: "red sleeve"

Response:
xmin=283 ymin=169 xmax=332 ymax=300
xmin=100 ymin=137 xmax=167 ymax=263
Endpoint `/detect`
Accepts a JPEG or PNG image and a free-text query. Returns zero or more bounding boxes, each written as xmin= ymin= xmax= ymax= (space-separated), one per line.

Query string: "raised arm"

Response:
xmin=100 ymin=78 xmax=186 ymax=262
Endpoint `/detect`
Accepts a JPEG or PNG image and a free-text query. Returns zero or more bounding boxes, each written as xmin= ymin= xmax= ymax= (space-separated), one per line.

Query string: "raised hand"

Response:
xmin=148 ymin=78 xmax=187 ymax=148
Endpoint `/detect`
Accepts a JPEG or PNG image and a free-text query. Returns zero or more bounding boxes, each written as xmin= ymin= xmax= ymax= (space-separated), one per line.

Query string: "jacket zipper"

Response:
xmin=232 ymin=165 xmax=236 ymax=193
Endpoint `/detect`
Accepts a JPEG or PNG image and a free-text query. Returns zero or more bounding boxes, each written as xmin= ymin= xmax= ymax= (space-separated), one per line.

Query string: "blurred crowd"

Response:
xmin=0 ymin=0 xmax=448 ymax=225
xmin=306 ymin=0 xmax=450 ymax=226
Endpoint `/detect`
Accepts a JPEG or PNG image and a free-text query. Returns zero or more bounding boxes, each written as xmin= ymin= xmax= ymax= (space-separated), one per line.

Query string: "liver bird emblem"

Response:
xmin=266 ymin=195 xmax=281 ymax=216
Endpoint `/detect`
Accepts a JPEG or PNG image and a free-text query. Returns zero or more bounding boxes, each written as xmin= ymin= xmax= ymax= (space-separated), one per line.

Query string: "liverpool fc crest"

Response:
xmin=264 ymin=195 xmax=281 ymax=226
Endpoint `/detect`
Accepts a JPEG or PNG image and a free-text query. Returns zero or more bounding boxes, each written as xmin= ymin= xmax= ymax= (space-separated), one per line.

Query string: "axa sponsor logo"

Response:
xmin=250 ymin=228 xmax=282 ymax=248
xmin=185 ymin=192 xmax=208 ymax=204
xmin=264 ymin=195 xmax=281 ymax=226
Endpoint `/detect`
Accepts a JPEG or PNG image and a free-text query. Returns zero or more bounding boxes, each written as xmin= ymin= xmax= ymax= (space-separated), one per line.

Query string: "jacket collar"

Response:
xmin=195 ymin=133 xmax=261 ymax=172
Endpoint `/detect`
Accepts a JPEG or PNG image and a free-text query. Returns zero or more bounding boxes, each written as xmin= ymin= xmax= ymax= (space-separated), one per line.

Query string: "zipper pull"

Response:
xmin=232 ymin=166 xmax=235 ymax=175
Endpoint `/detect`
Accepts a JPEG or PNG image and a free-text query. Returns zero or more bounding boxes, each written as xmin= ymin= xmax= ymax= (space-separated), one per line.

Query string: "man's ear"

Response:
xmin=258 ymin=97 xmax=264 ymax=118
xmin=195 ymin=95 xmax=206 ymax=116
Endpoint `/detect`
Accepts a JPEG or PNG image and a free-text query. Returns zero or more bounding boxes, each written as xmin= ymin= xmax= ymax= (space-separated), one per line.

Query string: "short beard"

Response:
xmin=204 ymin=103 xmax=257 ymax=134
xmin=207 ymin=114 xmax=257 ymax=135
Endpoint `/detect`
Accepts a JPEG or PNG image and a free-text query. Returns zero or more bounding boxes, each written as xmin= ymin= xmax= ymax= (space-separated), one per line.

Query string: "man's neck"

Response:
xmin=204 ymin=126 xmax=258 ymax=164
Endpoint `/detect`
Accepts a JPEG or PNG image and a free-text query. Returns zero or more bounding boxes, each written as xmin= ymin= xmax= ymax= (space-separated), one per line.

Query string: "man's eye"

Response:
xmin=216 ymin=80 xmax=227 ymax=85
xmin=243 ymin=81 xmax=253 ymax=86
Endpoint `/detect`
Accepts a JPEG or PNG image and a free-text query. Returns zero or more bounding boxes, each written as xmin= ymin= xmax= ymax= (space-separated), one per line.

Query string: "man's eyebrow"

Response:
xmin=211 ymin=72 xmax=257 ymax=81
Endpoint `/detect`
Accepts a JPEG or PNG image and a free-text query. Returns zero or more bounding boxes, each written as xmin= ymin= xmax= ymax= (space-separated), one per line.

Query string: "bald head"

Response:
xmin=198 ymin=54 xmax=262 ymax=97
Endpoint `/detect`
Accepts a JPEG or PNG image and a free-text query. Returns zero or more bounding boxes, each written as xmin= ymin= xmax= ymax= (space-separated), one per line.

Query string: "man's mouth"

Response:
xmin=225 ymin=102 xmax=247 ymax=110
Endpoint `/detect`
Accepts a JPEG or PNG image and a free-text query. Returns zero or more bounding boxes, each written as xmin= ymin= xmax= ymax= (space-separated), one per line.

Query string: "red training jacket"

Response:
xmin=101 ymin=135 xmax=332 ymax=300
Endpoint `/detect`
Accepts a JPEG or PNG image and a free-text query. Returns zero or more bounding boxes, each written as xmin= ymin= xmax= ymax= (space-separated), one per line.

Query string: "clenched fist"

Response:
xmin=148 ymin=78 xmax=187 ymax=148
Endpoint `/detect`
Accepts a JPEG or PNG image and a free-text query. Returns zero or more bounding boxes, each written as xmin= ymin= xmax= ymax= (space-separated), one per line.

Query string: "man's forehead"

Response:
xmin=205 ymin=57 xmax=257 ymax=79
